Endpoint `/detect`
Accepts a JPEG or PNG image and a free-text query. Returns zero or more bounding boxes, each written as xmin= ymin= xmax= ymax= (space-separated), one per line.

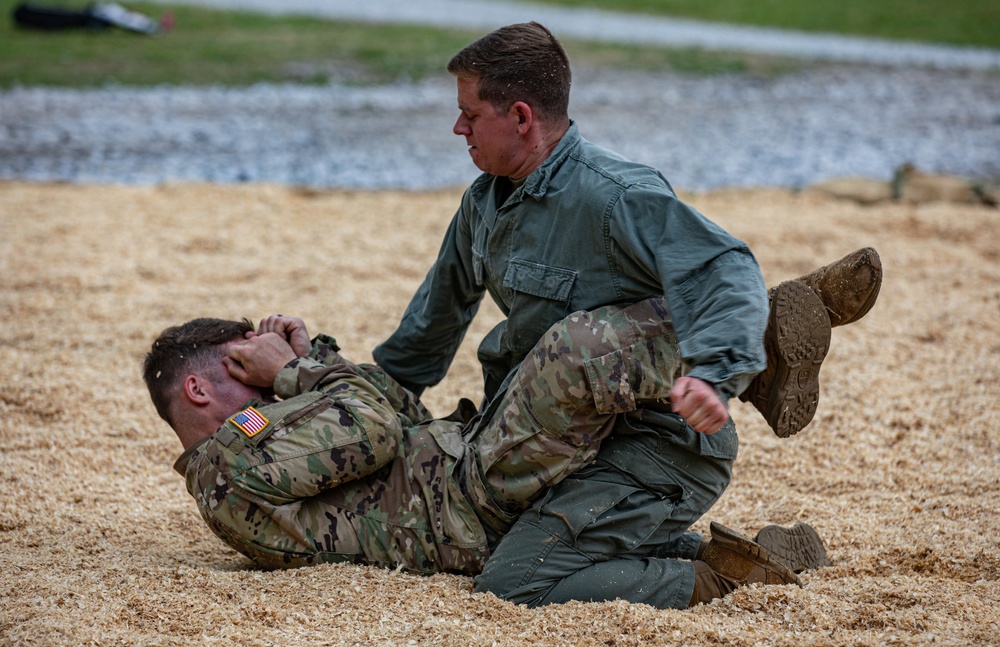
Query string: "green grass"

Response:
xmin=526 ymin=0 xmax=1000 ymax=49
xmin=0 ymin=1 xmax=802 ymax=88
xmin=0 ymin=2 xmax=486 ymax=87
xmin=1 ymin=0 xmax=994 ymax=89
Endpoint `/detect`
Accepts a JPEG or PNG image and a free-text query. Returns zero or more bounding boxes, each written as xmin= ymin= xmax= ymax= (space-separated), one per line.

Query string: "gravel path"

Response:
xmin=2 ymin=1 xmax=999 ymax=191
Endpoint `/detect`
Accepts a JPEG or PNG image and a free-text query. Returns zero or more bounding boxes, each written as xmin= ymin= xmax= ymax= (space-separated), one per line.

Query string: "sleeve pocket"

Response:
xmin=239 ymin=392 xmax=328 ymax=449
xmin=584 ymin=349 xmax=637 ymax=415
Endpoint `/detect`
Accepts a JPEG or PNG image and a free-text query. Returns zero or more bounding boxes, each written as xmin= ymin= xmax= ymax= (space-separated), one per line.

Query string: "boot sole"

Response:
xmin=754 ymin=523 xmax=831 ymax=573
xmin=765 ymin=281 xmax=832 ymax=438
xmin=707 ymin=521 xmax=801 ymax=586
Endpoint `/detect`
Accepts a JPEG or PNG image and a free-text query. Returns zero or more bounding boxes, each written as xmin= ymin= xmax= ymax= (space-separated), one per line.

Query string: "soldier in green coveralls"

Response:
xmin=146 ymin=296 xmax=838 ymax=609
xmin=369 ymin=22 xmax=881 ymax=608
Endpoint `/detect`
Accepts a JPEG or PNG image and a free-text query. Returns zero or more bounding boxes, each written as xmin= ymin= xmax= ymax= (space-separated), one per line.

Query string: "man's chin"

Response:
xmin=467 ymin=150 xmax=488 ymax=172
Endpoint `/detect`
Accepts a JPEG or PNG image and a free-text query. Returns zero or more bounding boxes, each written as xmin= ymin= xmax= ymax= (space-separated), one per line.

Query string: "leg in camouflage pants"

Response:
xmin=462 ymin=296 xmax=686 ymax=539
xmin=471 ymin=297 xmax=738 ymax=609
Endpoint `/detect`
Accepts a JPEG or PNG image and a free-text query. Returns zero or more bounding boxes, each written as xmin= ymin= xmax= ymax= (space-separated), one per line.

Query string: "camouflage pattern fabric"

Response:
xmin=182 ymin=337 xmax=490 ymax=573
xmin=464 ymin=296 xmax=681 ymax=536
xmin=178 ymin=297 xmax=682 ymax=573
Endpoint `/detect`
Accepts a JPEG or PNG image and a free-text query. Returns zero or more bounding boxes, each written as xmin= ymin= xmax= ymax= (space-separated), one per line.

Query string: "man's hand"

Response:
xmin=256 ymin=315 xmax=312 ymax=358
xmin=669 ymin=376 xmax=729 ymax=435
xmin=224 ymin=333 xmax=297 ymax=387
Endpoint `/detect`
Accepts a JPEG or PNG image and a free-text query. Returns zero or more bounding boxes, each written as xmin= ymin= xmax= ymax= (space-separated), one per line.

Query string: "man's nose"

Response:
xmin=453 ymin=115 xmax=470 ymax=136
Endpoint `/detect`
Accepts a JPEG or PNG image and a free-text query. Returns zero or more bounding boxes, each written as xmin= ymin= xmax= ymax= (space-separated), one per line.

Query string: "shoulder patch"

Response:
xmin=229 ymin=406 xmax=270 ymax=438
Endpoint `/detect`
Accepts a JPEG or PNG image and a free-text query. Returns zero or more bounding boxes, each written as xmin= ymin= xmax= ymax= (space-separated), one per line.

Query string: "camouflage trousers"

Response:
xmin=463 ymin=297 xmax=682 ymax=539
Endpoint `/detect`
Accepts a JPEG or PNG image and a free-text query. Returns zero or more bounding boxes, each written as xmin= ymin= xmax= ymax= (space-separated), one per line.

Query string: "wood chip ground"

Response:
xmin=1 ymin=181 xmax=997 ymax=646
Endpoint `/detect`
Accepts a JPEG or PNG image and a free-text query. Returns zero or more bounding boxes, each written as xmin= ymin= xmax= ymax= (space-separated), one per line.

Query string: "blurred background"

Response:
xmin=1 ymin=0 xmax=998 ymax=191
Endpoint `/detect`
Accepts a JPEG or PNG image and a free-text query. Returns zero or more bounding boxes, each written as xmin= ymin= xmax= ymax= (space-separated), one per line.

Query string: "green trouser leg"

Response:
xmin=474 ymin=414 xmax=736 ymax=609
xmin=460 ymin=297 xmax=683 ymax=537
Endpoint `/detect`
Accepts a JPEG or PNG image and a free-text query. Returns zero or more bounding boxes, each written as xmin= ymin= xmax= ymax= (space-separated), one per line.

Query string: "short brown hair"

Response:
xmin=447 ymin=21 xmax=571 ymax=122
xmin=143 ymin=317 xmax=252 ymax=426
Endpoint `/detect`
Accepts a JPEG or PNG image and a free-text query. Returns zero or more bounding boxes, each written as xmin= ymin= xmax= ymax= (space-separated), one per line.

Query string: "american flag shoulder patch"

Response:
xmin=229 ymin=406 xmax=270 ymax=438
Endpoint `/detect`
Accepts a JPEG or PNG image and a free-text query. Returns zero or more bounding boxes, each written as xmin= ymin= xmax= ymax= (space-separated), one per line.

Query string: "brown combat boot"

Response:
xmin=796 ymin=247 xmax=882 ymax=327
xmin=754 ymin=523 xmax=831 ymax=573
xmin=699 ymin=522 xmax=801 ymax=589
xmin=739 ymin=280 xmax=831 ymax=437
xmin=688 ymin=560 xmax=739 ymax=606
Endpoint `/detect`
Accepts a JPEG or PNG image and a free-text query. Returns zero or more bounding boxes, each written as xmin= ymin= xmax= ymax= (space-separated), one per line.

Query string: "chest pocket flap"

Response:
xmin=504 ymin=259 xmax=577 ymax=302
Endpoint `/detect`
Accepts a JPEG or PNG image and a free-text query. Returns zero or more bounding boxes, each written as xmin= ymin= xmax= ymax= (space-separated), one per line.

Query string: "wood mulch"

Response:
xmin=1 ymin=181 xmax=997 ymax=646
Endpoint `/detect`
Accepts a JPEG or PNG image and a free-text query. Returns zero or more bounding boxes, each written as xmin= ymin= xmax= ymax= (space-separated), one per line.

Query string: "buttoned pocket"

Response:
xmin=503 ymin=259 xmax=576 ymax=302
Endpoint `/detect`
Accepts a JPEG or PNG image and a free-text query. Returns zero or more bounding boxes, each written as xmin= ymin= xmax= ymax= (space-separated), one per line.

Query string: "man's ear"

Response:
xmin=182 ymin=375 xmax=212 ymax=406
xmin=510 ymin=101 xmax=533 ymax=133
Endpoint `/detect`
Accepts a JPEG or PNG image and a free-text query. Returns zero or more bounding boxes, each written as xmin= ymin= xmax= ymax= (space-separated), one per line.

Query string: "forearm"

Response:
xmin=671 ymin=248 xmax=767 ymax=400
xmin=614 ymin=187 xmax=768 ymax=398
xmin=275 ymin=335 xmax=432 ymax=425
xmin=373 ymin=207 xmax=484 ymax=392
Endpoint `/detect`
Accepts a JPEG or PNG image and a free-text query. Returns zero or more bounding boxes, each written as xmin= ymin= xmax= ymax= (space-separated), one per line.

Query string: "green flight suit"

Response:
xmin=372 ymin=122 xmax=762 ymax=608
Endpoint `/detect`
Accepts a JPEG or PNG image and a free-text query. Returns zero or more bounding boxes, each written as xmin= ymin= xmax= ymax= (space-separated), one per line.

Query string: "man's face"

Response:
xmin=453 ymin=76 xmax=522 ymax=177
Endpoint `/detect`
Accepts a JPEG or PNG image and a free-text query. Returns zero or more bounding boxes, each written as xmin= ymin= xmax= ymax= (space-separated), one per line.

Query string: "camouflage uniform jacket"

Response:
xmin=174 ymin=335 xmax=490 ymax=573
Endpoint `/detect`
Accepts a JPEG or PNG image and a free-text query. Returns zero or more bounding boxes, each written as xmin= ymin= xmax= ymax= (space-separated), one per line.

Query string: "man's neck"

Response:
xmin=509 ymin=119 xmax=569 ymax=182
xmin=177 ymin=424 xmax=216 ymax=450
xmin=173 ymin=409 xmax=224 ymax=450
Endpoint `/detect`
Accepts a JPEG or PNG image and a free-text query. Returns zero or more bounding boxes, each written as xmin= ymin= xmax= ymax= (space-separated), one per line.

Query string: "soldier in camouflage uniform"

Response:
xmin=147 ymin=297 xmax=696 ymax=574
